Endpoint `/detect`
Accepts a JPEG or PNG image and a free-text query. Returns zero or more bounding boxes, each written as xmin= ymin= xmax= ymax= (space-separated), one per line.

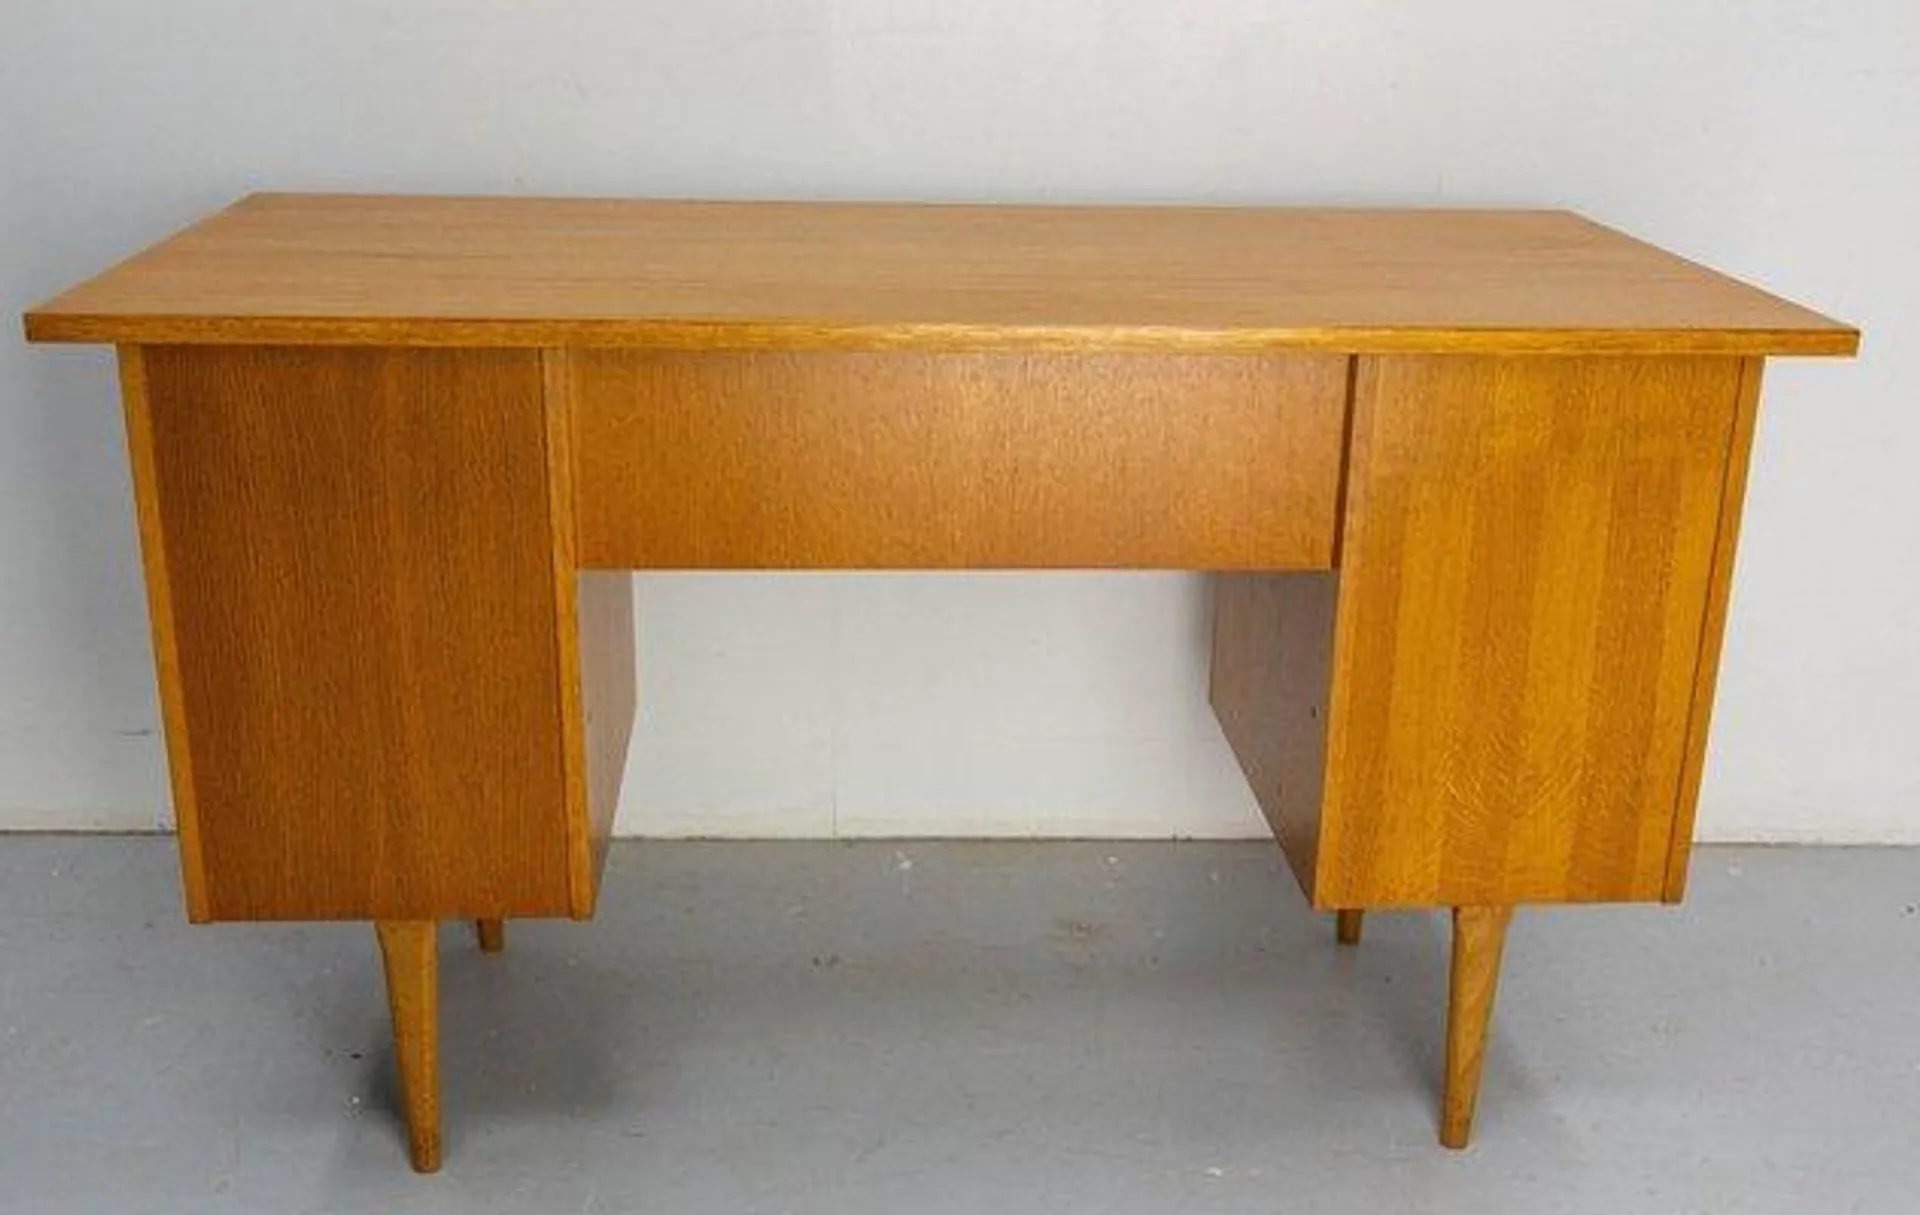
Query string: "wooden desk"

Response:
xmin=25 ymin=195 xmax=1856 ymax=1171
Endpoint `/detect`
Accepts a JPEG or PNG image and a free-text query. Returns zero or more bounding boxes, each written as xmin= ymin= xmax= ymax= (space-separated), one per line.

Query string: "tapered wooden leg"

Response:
xmin=475 ymin=918 xmax=505 ymax=953
xmin=375 ymin=921 xmax=441 ymax=1173
xmin=1335 ymin=909 xmax=1364 ymax=945
xmin=1441 ymin=905 xmax=1513 ymax=1149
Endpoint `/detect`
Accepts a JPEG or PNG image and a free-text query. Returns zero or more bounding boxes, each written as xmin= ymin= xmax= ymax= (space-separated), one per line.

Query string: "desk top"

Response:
xmin=25 ymin=193 xmax=1855 ymax=355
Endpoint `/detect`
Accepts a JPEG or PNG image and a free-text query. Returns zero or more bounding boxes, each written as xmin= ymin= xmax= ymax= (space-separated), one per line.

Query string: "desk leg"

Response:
xmin=376 ymin=921 xmax=441 ymax=1173
xmin=475 ymin=919 xmax=506 ymax=953
xmin=1334 ymin=909 xmax=1364 ymax=945
xmin=1441 ymin=905 xmax=1512 ymax=1149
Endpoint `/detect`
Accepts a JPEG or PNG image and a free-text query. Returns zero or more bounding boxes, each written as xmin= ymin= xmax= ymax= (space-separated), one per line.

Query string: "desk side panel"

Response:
xmin=570 ymin=352 xmax=1347 ymax=570
xmin=1210 ymin=572 xmax=1339 ymax=898
xmin=117 ymin=347 xmax=212 ymax=920
xmin=135 ymin=345 xmax=575 ymax=920
xmin=574 ymin=570 xmax=636 ymax=913
xmin=541 ymin=351 xmax=636 ymax=917
xmin=1315 ymin=355 xmax=1744 ymax=907
xmin=1663 ymin=359 xmax=1764 ymax=900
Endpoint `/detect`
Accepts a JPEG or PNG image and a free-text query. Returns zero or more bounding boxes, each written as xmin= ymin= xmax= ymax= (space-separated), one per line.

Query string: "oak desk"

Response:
xmin=25 ymin=195 xmax=1856 ymax=1171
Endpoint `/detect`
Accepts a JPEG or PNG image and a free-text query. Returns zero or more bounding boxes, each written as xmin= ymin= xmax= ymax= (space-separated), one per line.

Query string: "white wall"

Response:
xmin=2 ymin=1 xmax=1915 ymax=842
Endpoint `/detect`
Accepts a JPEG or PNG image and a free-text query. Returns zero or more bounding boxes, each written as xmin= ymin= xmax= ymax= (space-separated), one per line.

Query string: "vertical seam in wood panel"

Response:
xmin=117 ymin=345 xmax=213 ymax=922
xmin=1660 ymin=357 xmax=1764 ymax=902
xmin=1328 ymin=355 xmax=1360 ymax=569
xmin=1312 ymin=355 xmax=1383 ymax=906
xmin=542 ymin=348 xmax=594 ymax=918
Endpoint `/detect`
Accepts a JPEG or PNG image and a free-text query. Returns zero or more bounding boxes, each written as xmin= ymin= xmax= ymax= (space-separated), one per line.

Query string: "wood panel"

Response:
xmin=572 ymin=351 xmax=1347 ymax=570
xmin=136 ymin=345 xmax=575 ymax=920
xmin=1313 ymin=356 xmax=1747 ymax=907
xmin=115 ymin=346 xmax=211 ymax=921
xmin=1663 ymin=359 xmax=1765 ymax=901
xmin=542 ymin=348 xmax=636 ymax=915
xmin=1209 ymin=573 xmax=1339 ymax=896
xmin=26 ymin=195 xmax=1857 ymax=356
xmin=574 ymin=572 xmax=635 ymax=912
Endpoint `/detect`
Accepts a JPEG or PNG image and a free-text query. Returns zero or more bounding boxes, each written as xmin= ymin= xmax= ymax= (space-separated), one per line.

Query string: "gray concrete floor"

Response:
xmin=1 ymin=839 xmax=1916 ymax=1214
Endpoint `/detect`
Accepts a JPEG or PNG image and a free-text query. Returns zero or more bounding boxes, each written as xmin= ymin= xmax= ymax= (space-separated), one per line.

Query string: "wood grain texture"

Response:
xmin=115 ymin=346 xmax=211 ymax=922
xmin=1441 ymin=905 xmax=1513 ymax=1150
xmin=25 ymin=194 xmax=1856 ymax=355
xmin=1663 ymin=359 xmax=1766 ymax=901
xmin=574 ymin=352 xmax=1347 ymax=569
xmin=1210 ymin=572 xmax=1340 ymax=890
xmin=375 ymin=920 xmax=441 ymax=1172
xmin=543 ymin=348 xmax=636 ymax=915
xmin=138 ymin=346 xmax=574 ymax=920
xmin=577 ymin=572 xmax=636 ymax=904
xmin=543 ymin=347 xmax=593 ymax=916
xmin=1314 ymin=356 xmax=1746 ymax=908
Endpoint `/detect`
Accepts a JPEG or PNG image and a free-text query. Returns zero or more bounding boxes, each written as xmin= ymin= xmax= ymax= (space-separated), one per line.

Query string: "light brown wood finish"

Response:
xmin=574 ymin=352 xmax=1347 ymax=569
xmin=136 ymin=346 xmax=576 ymax=920
xmin=1663 ymin=359 xmax=1765 ymax=901
xmin=542 ymin=348 xmax=638 ymax=913
xmin=376 ymin=921 xmax=441 ymax=1172
xmin=1210 ymin=572 xmax=1340 ymax=891
xmin=475 ymin=919 xmax=504 ymax=953
xmin=26 ymin=195 xmax=1855 ymax=355
xmin=1441 ymin=906 xmax=1514 ymax=1149
xmin=115 ymin=346 xmax=211 ymax=922
xmin=543 ymin=346 xmax=591 ymax=914
xmin=577 ymin=572 xmax=637 ymax=894
xmin=1312 ymin=356 xmax=1747 ymax=908
xmin=1335 ymin=910 xmax=1364 ymax=946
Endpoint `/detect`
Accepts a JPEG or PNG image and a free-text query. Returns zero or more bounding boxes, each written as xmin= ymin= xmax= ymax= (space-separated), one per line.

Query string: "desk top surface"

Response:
xmin=25 ymin=193 xmax=1855 ymax=355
